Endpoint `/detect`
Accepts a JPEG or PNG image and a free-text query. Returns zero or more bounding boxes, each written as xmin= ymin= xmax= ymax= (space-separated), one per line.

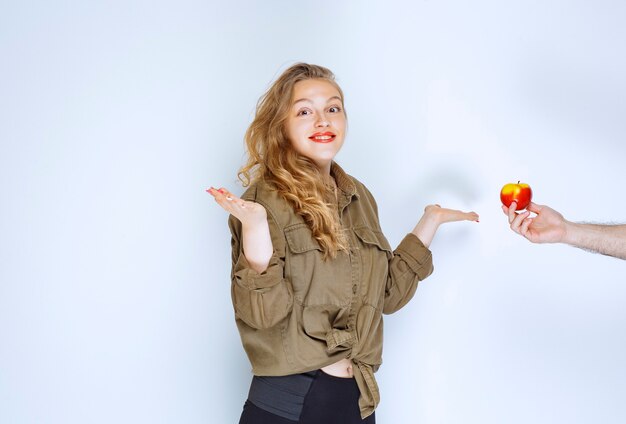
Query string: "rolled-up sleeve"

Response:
xmin=228 ymin=212 xmax=293 ymax=330
xmin=383 ymin=232 xmax=434 ymax=314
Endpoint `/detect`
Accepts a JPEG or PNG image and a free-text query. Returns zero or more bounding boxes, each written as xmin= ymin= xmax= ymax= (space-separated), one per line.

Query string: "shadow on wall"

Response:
xmin=412 ymin=168 xmax=481 ymax=205
xmin=398 ymin=165 xmax=483 ymax=250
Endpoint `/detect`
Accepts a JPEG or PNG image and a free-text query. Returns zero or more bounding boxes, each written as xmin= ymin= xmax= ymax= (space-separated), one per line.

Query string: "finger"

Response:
xmin=501 ymin=205 xmax=509 ymax=216
xmin=445 ymin=210 xmax=479 ymax=223
xmin=217 ymin=187 xmax=232 ymax=200
xmin=207 ymin=188 xmax=235 ymax=212
xmin=206 ymin=186 xmax=233 ymax=199
xmin=217 ymin=188 xmax=252 ymax=212
xmin=209 ymin=187 xmax=238 ymax=210
xmin=458 ymin=211 xmax=479 ymax=222
xmin=520 ymin=217 xmax=533 ymax=236
xmin=526 ymin=202 xmax=541 ymax=214
xmin=510 ymin=210 xmax=529 ymax=233
xmin=214 ymin=187 xmax=239 ymax=203
xmin=507 ymin=202 xmax=518 ymax=224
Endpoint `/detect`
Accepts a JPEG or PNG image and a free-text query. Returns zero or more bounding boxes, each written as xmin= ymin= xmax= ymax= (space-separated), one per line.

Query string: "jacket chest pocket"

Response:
xmin=353 ymin=226 xmax=393 ymax=306
xmin=353 ymin=226 xmax=393 ymax=258
xmin=284 ymin=224 xmax=353 ymax=306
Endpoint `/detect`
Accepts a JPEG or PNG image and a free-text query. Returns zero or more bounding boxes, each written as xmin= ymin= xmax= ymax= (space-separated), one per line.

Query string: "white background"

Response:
xmin=1 ymin=1 xmax=625 ymax=423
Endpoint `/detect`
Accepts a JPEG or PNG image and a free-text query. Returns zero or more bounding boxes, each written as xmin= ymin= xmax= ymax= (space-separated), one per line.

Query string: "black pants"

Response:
xmin=239 ymin=370 xmax=376 ymax=424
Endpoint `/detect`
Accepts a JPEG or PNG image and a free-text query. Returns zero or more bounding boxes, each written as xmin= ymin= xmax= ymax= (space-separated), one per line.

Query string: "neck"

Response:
xmin=319 ymin=162 xmax=332 ymax=177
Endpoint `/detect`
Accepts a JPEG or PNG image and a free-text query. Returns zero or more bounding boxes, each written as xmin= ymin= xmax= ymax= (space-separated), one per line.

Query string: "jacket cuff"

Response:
xmin=394 ymin=233 xmax=434 ymax=278
xmin=233 ymin=250 xmax=283 ymax=290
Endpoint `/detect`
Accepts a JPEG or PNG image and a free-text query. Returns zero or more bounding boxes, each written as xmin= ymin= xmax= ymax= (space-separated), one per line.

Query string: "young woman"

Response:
xmin=207 ymin=63 xmax=479 ymax=423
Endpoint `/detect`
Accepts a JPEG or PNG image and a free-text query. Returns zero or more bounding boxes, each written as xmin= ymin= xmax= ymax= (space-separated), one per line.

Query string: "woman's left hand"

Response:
xmin=412 ymin=204 xmax=479 ymax=247
xmin=424 ymin=204 xmax=479 ymax=225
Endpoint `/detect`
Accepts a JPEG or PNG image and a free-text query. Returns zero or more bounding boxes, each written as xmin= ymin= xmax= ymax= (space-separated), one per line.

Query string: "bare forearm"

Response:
xmin=208 ymin=187 xmax=275 ymax=272
xmin=411 ymin=211 xmax=440 ymax=248
xmin=242 ymin=221 xmax=274 ymax=273
xmin=563 ymin=222 xmax=626 ymax=260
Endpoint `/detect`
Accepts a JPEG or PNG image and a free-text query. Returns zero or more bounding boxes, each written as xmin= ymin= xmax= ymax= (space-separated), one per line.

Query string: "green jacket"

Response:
xmin=228 ymin=162 xmax=434 ymax=418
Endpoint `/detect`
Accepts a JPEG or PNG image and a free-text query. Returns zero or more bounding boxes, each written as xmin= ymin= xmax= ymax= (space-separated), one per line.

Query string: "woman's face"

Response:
xmin=285 ymin=79 xmax=346 ymax=174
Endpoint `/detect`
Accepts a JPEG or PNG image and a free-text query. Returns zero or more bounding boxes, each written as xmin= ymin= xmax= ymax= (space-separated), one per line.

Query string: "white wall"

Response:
xmin=1 ymin=1 xmax=625 ymax=423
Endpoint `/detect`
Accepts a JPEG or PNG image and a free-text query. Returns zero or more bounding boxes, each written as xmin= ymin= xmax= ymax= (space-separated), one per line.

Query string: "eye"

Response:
xmin=328 ymin=106 xmax=342 ymax=113
xmin=296 ymin=109 xmax=312 ymax=116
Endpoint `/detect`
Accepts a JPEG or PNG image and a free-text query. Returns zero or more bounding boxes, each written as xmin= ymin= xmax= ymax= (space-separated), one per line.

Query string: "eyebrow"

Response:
xmin=292 ymin=96 xmax=342 ymax=106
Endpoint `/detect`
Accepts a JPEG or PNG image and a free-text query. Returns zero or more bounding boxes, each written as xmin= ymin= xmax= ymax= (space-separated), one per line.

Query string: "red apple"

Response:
xmin=500 ymin=181 xmax=532 ymax=211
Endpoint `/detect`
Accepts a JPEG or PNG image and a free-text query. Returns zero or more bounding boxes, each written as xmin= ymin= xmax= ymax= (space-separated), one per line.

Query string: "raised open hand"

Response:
xmin=206 ymin=187 xmax=267 ymax=227
xmin=425 ymin=204 xmax=480 ymax=224
xmin=412 ymin=204 xmax=479 ymax=247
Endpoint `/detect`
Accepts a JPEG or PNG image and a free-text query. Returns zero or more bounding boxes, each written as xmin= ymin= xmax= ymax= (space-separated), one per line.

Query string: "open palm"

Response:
xmin=207 ymin=187 xmax=267 ymax=226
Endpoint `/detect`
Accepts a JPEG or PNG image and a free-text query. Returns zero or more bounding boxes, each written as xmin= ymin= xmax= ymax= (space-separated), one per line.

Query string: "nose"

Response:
xmin=315 ymin=112 xmax=329 ymax=128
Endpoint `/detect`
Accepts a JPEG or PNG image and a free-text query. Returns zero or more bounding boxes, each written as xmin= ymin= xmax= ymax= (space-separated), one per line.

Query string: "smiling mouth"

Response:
xmin=308 ymin=133 xmax=336 ymax=143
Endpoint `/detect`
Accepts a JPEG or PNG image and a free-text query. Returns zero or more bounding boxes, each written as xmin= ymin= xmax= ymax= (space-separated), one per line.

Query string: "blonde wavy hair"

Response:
xmin=238 ymin=63 xmax=348 ymax=259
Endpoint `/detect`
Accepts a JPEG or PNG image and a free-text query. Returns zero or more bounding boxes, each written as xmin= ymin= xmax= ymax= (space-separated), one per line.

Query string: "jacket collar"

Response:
xmin=330 ymin=161 xmax=358 ymax=199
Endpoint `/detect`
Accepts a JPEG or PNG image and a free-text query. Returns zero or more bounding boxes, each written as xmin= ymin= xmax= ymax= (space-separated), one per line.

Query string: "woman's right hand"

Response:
xmin=207 ymin=187 xmax=273 ymax=273
xmin=206 ymin=187 xmax=267 ymax=227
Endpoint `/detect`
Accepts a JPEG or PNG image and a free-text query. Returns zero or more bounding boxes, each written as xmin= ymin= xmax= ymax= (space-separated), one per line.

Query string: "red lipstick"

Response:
xmin=308 ymin=132 xmax=336 ymax=143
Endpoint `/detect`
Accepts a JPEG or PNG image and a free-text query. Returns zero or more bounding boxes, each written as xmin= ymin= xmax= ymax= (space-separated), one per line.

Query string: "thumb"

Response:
xmin=526 ymin=202 xmax=542 ymax=213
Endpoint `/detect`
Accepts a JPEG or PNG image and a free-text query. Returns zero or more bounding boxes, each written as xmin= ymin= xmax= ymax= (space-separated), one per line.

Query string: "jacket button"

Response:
xmin=352 ymin=284 xmax=358 ymax=294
